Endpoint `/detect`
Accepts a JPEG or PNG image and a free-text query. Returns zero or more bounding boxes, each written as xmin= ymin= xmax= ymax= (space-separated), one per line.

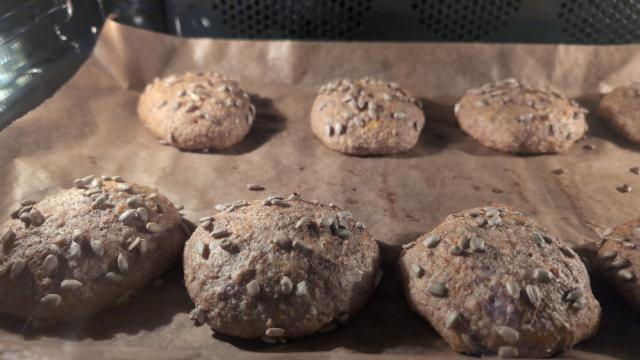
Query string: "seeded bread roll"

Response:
xmin=598 ymin=84 xmax=640 ymax=143
xmin=310 ymin=77 xmax=425 ymax=155
xmin=591 ymin=219 xmax=640 ymax=311
xmin=399 ymin=206 xmax=600 ymax=358
xmin=183 ymin=195 xmax=381 ymax=341
xmin=137 ymin=72 xmax=255 ymax=151
xmin=455 ymin=79 xmax=588 ymax=154
xmin=0 ymin=175 xmax=188 ymax=323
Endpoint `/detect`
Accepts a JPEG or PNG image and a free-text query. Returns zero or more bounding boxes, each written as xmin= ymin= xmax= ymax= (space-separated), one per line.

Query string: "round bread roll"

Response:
xmin=183 ymin=195 xmax=381 ymax=341
xmin=399 ymin=205 xmax=600 ymax=358
xmin=310 ymin=77 xmax=425 ymax=155
xmin=592 ymin=219 xmax=640 ymax=311
xmin=0 ymin=175 xmax=188 ymax=323
xmin=598 ymin=84 xmax=640 ymax=143
xmin=455 ymin=79 xmax=588 ymax=154
xmin=137 ymin=72 xmax=255 ymax=151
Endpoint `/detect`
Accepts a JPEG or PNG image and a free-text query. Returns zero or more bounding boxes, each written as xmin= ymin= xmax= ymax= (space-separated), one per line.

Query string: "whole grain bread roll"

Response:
xmin=455 ymin=79 xmax=587 ymax=154
xmin=137 ymin=72 xmax=255 ymax=151
xmin=0 ymin=175 xmax=188 ymax=323
xmin=598 ymin=84 xmax=640 ymax=143
xmin=591 ymin=219 xmax=640 ymax=311
xmin=310 ymin=77 xmax=425 ymax=155
xmin=399 ymin=205 xmax=600 ymax=358
xmin=183 ymin=195 xmax=381 ymax=341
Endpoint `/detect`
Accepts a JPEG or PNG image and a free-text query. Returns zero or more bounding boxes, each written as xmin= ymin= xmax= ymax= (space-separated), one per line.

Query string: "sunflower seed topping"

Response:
xmin=42 ymin=254 xmax=58 ymax=275
xmin=445 ymin=310 xmax=462 ymax=329
xmin=469 ymin=237 xmax=485 ymax=252
xmin=411 ymin=264 xmax=424 ymax=278
xmin=211 ymin=228 xmax=232 ymax=239
xmin=533 ymin=268 xmax=554 ymax=283
xmin=608 ymin=258 xmax=630 ymax=269
xmin=247 ymin=279 xmax=260 ymax=297
xmin=136 ymin=207 xmax=149 ymax=222
xmin=89 ymin=240 xmax=104 ymax=257
xmin=423 ymin=234 xmax=441 ymax=248
xmin=525 ymin=285 xmax=542 ymax=308
xmin=618 ymin=269 xmax=635 ymax=281
xmin=498 ymin=346 xmax=519 ymax=359
xmin=247 ymin=184 xmax=265 ymax=191
xmin=505 ymin=281 xmax=520 ymax=299
xmin=598 ymin=251 xmax=617 ymax=260
xmin=280 ymin=276 xmax=293 ymax=294
xmin=10 ymin=260 xmax=26 ymax=279
xmin=292 ymin=239 xmax=312 ymax=252
xmin=40 ymin=294 xmax=62 ymax=307
xmin=265 ymin=327 xmax=285 ymax=337
xmin=427 ymin=281 xmax=448 ymax=297
xmin=559 ymin=246 xmax=576 ymax=258
xmin=295 ymin=216 xmax=311 ymax=229
xmin=105 ymin=272 xmax=123 ymax=283
xmin=29 ymin=209 xmax=45 ymax=226
xmin=69 ymin=241 xmax=82 ymax=257
xmin=61 ymin=279 xmax=83 ymax=290
xmin=126 ymin=196 xmax=144 ymax=208
xmin=1 ymin=229 xmax=15 ymax=247
xmin=295 ymin=281 xmax=309 ymax=296
xmin=496 ymin=326 xmax=520 ymax=343
xmin=146 ymin=222 xmax=162 ymax=233
xmin=118 ymin=209 xmax=136 ymax=223
xmin=449 ymin=245 xmax=463 ymax=256
xmin=565 ymin=287 xmax=584 ymax=303
xmin=117 ymin=253 xmax=129 ymax=273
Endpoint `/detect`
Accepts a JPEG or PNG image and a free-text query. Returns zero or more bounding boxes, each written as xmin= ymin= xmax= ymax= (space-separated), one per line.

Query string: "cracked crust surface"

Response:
xmin=591 ymin=218 xmax=640 ymax=311
xmin=137 ymin=72 xmax=255 ymax=151
xmin=455 ymin=79 xmax=588 ymax=154
xmin=0 ymin=176 xmax=188 ymax=323
xmin=598 ymin=84 xmax=640 ymax=143
xmin=310 ymin=77 xmax=425 ymax=155
xmin=399 ymin=205 xmax=600 ymax=358
xmin=183 ymin=196 xmax=381 ymax=340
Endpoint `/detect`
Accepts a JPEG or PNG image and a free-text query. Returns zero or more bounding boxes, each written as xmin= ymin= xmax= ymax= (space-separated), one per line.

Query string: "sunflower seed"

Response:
xmin=498 ymin=346 xmax=519 ymax=359
xmin=445 ymin=310 xmax=462 ymax=329
xmin=1 ymin=229 xmax=15 ymax=247
xmin=617 ymin=184 xmax=631 ymax=193
xmin=126 ymin=196 xmax=144 ymax=208
xmin=295 ymin=281 xmax=309 ymax=296
xmin=295 ymin=216 xmax=310 ymax=229
xmin=10 ymin=260 xmax=26 ymax=279
xmin=280 ymin=276 xmax=293 ymax=294
xmin=469 ymin=237 xmax=485 ymax=252
xmin=271 ymin=199 xmax=290 ymax=207
xmin=505 ymin=281 xmax=520 ymax=299
xmin=533 ymin=268 xmax=554 ymax=283
xmin=247 ymin=184 xmax=265 ymax=191
xmin=42 ymin=254 xmax=58 ymax=275
xmin=496 ymin=326 xmax=520 ymax=343
xmin=427 ymin=281 xmax=448 ymax=297
xmin=559 ymin=246 xmax=576 ymax=258
xmin=90 ymin=240 xmax=104 ymax=257
xmin=118 ymin=209 xmax=136 ymax=223
xmin=92 ymin=194 xmax=108 ymax=208
xmin=325 ymin=124 xmax=334 ymax=137
xmin=73 ymin=179 xmax=87 ymax=189
xmin=423 ymin=234 xmax=441 ymax=248
xmin=146 ymin=222 xmax=162 ymax=233
xmin=211 ymin=228 xmax=231 ymax=239
xmin=117 ymin=183 xmax=130 ymax=192
xmin=292 ymin=240 xmax=311 ymax=252
xmin=565 ymin=287 xmax=584 ymax=303
xmin=60 ymin=279 xmax=83 ymax=290
xmin=265 ymin=327 xmax=285 ymax=337
xmin=117 ymin=253 xmax=129 ymax=273
xmin=247 ymin=279 xmax=260 ymax=297
xmin=113 ymin=176 xmax=124 ymax=182
xmin=40 ymin=294 xmax=61 ymax=307
xmin=608 ymin=258 xmax=630 ymax=269
xmin=411 ymin=264 xmax=424 ymax=278
xmin=598 ymin=251 xmax=617 ymax=260
xmin=474 ymin=100 xmax=488 ymax=107
xmin=487 ymin=216 xmax=502 ymax=227
xmin=618 ymin=269 xmax=635 ymax=281
xmin=19 ymin=212 xmax=31 ymax=225
xmin=85 ymin=188 xmax=102 ymax=197
xmin=29 ymin=209 xmax=45 ymax=226
xmin=460 ymin=236 xmax=471 ymax=249
xmin=69 ymin=241 xmax=82 ymax=257
xmin=449 ymin=245 xmax=463 ymax=256
xmin=525 ymin=285 xmax=542 ymax=307
xmin=105 ymin=272 xmax=122 ymax=283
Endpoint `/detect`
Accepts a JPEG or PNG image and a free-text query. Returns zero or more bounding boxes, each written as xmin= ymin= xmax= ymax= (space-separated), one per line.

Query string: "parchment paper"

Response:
xmin=0 ymin=19 xmax=638 ymax=359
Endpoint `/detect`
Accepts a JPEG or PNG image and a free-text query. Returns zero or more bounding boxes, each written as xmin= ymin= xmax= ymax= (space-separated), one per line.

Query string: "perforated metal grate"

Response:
xmin=209 ymin=0 xmax=373 ymax=39
xmin=411 ymin=0 xmax=522 ymax=41
xmin=558 ymin=0 xmax=640 ymax=44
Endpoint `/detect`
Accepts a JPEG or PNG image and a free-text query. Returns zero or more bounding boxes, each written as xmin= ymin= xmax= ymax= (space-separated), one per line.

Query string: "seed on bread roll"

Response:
xmin=183 ymin=195 xmax=381 ymax=341
xmin=0 ymin=175 xmax=188 ymax=323
xmin=399 ymin=205 xmax=600 ymax=358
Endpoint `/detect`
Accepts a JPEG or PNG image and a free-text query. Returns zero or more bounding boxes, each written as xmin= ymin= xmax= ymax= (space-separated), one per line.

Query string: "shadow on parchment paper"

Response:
xmin=0 ymin=266 xmax=192 ymax=341
xmin=213 ymin=94 xmax=287 ymax=155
